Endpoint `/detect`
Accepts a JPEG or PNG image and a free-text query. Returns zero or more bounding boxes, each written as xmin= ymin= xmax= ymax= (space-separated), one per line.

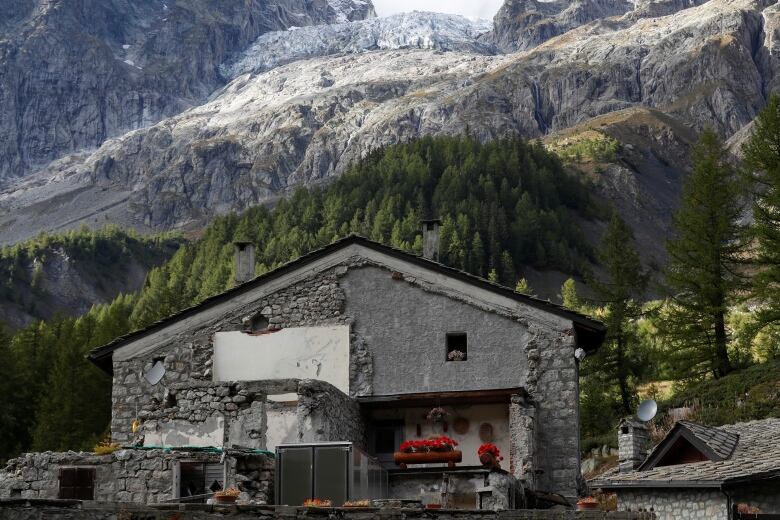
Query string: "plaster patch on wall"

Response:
xmin=143 ymin=415 xmax=225 ymax=447
xmin=213 ymin=327 xmax=350 ymax=393
xmin=266 ymin=407 xmax=298 ymax=451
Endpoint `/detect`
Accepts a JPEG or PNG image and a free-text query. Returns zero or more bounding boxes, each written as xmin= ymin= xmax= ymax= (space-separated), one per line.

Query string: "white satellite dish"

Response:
xmin=637 ymin=399 xmax=658 ymax=422
xmin=143 ymin=360 xmax=166 ymax=385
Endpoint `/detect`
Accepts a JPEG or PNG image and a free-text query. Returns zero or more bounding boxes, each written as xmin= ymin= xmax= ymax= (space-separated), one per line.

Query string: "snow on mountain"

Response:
xmin=221 ymin=11 xmax=494 ymax=79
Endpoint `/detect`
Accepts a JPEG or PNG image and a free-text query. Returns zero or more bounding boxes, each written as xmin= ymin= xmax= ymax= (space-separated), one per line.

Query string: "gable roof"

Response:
xmin=592 ymin=418 xmax=780 ymax=489
xmin=632 ymin=421 xmax=739 ymax=471
xmin=88 ymin=234 xmax=605 ymax=374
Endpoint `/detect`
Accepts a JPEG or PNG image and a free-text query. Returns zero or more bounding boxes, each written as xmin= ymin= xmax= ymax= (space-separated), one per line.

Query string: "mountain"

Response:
xmin=1 ymin=0 xmax=773 ymax=252
xmin=0 ymin=0 xmax=375 ymax=183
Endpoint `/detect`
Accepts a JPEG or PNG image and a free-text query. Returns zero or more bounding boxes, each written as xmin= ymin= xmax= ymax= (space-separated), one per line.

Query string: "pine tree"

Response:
xmin=588 ymin=213 xmax=648 ymax=415
xmin=0 ymin=324 xmax=22 ymax=463
xmin=664 ymin=129 xmax=747 ymax=379
xmin=743 ymin=95 xmax=780 ymax=333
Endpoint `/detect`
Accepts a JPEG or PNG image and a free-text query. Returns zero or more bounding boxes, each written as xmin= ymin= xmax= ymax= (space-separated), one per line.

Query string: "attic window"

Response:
xmin=245 ymin=312 xmax=269 ymax=333
xmin=446 ymin=333 xmax=467 ymax=362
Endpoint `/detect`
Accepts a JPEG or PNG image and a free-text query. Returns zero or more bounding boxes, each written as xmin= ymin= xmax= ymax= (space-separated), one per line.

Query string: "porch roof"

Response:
xmin=357 ymin=387 xmax=526 ymax=409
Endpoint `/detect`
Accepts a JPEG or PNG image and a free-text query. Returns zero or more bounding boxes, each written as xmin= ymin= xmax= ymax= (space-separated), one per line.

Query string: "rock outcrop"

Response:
xmin=0 ymin=0 xmax=375 ymax=182
xmin=489 ymin=0 xmax=634 ymax=52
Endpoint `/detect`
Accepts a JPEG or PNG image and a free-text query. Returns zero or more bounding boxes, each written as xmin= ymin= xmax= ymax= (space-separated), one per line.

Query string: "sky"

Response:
xmin=372 ymin=0 xmax=504 ymax=20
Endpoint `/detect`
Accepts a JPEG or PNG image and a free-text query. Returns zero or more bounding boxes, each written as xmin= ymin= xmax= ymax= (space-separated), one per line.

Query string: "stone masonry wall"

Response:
xmin=296 ymin=380 xmax=367 ymax=449
xmin=618 ymin=489 xmax=727 ymax=520
xmin=523 ymin=324 xmax=580 ymax=499
xmin=135 ymin=379 xmax=298 ymax=448
xmin=110 ymin=256 xmax=582 ymax=499
xmin=0 ymin=500 xmax=657 ymax=520
xmin=112 ymin=272 xmax=348 ymax=444
xmin=0 ymin=449 xmax=275 ymax=505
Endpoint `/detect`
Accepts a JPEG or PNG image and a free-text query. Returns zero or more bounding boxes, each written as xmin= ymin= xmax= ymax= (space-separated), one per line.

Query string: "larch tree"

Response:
xmin=664 ymin=129 xmax=748 ymax=379
xmin=588 ymin=213 xmax=649 ymax=415
xmin=743 ymin=95 xmax=780 ymax=337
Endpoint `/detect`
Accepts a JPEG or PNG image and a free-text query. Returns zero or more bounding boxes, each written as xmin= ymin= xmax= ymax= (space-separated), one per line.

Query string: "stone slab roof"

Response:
xmin=592 ymin=418 xmax=780 ymax=489
xmin=678 ymin=421 xmax=740 ymax=461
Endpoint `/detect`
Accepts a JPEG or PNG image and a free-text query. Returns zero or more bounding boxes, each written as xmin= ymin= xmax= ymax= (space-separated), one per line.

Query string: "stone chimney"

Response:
xmin=421 ymin=219 xmax=442 ymax=261
xmin=618 ymin=418 xmax=650 ymax=473
xmin=234 ymin=241 xmax=256 ymax=285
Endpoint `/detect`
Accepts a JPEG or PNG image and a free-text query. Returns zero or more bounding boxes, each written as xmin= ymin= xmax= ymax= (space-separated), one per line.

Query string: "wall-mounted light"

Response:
xmin=574 ymin=348 xmax=587 ymax=362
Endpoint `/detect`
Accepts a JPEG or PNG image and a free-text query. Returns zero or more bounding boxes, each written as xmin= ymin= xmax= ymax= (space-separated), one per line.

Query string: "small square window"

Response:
xmin=446 ymin=333 xmax=467 ymax=361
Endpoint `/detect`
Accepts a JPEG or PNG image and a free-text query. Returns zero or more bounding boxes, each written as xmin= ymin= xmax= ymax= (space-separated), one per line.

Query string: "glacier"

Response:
xmin=221 ymin=11 xmax=495 ymax=79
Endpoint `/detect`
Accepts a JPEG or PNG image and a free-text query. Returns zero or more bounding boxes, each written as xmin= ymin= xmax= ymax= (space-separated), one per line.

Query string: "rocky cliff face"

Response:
xmin=0 ymin=0 xmax=375 ymax=182
xmin=489 ymin=0 xmax=634 ymax=52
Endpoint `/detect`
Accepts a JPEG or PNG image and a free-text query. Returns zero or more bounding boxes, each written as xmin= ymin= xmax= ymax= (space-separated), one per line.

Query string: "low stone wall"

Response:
xmin=0 ymin=449 xmax=275 ymax=505
xmin=0 ymin=499 xmax=657 ymax=520
xmin=617 ymin=489 xmax=726 ymax=520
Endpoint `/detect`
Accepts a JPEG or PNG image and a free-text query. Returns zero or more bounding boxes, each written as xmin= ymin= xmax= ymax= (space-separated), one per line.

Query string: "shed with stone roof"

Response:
xmin=591 ymin=417 xmax=780 ymax=519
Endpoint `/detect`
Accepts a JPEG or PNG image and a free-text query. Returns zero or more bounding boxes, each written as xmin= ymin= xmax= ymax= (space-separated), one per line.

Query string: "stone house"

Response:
xmin=2 ymin=231 xmax=605 ymax=507
xmin=591 ymin=418 xmax=780 ymax=519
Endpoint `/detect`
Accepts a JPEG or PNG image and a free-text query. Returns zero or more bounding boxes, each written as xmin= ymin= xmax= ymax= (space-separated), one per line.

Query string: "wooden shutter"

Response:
xmin=58 ymin=467 xmax=95 ymax=500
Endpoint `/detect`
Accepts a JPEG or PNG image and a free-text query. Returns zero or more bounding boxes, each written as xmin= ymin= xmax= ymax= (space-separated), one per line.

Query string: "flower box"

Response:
xmin=394 ymin=450 xmax=462 ymax=468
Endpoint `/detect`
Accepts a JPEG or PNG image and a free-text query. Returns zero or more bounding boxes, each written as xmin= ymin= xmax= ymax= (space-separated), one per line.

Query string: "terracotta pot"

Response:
xmin=479 ymin=452 xmax=501 ymax=470
xmin=577 ymin=500 xmax=600 ymax=511
xmin=394 ymin=450 xmax=462 ymax=468
xmin=426 ymin=504 xmax=442 ymax=509
xmin=215 ymin=495 xmax=238 ymax=504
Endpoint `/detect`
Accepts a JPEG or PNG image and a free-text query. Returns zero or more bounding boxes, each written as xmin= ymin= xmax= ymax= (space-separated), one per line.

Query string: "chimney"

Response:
xmin=421 ymin=218 xmax=442 ymax=261
xmin=618 ymin=418 xmax=650 ymax=472
xmin=234 ymin=241 xmax=256 ymax=285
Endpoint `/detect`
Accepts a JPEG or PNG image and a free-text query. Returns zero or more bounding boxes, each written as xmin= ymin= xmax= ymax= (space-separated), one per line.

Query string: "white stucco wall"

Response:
xmin=371 ymin=404 xmax=510 ymax=467
xmin=142 ymin=415 xmax=225 ymax=448
xmin=266 ymin=403 xmax=299 ymax=452
xmin=212 ymin=326 xmax=350 ymax=393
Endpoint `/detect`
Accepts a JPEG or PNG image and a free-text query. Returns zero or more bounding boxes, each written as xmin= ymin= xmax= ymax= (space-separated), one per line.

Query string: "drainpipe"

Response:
xmin=722 ymin=487 xmax=734 ymax=520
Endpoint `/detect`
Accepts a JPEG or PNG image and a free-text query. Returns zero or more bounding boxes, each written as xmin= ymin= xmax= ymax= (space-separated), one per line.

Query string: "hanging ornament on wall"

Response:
xmin=453 ymin=417 xmax=470 ymax=435
xmin=479 ymin=422 xmax=494 ymax=443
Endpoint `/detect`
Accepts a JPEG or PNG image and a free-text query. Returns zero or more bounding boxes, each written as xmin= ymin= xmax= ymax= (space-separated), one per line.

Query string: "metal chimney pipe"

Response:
xmin=421 ymin=219 xmax=442 ymax=262
xmin=234 ymin=241 xmax=256 ymax=285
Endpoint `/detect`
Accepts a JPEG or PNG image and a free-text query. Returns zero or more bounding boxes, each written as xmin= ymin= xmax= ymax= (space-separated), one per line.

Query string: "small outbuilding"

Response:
xmin=592 ymin=417 xmax=780 ymax=519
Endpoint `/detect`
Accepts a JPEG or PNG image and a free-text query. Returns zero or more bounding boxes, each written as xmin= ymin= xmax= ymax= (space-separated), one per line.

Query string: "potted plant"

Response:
xmin=477 ymin=443 xmax=503 ymax=470
xmin=303 ymin=498 xmax=332 ymax=507
xmin=576 ymin=496 xmax=600 ymax=511
xmin=426 ymin=407 xmax=450 ymax=423
xmin=447 ymin=350 xmax=466 ymax=361
xmin=214 ymin=487 xmax=241 ymax=504
xmin=394 ymin=436 xmax=462 ymax=468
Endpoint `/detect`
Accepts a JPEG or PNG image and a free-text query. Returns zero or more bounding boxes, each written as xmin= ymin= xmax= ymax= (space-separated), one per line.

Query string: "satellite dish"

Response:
xmin=143 ymin=360 xmax=166 ymax=385
xmin=637 ymin=399 xmax=658 ymax=422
